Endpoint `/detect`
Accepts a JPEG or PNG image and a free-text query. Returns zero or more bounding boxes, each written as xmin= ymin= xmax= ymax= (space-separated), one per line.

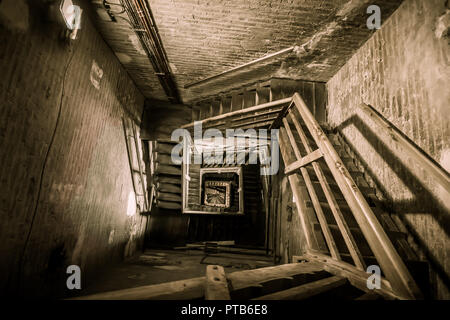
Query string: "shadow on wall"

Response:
xmin=335 ymin=112 xmax=450 ymax=296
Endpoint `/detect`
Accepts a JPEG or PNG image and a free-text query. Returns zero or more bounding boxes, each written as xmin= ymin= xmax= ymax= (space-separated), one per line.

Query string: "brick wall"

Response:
xmin=149 ymin=0 xmax=403 ymax=103
xmin=327 ymin=0 xmax=449 ymax=299
xmin=0 ymin=0 xmax=146 ymax=297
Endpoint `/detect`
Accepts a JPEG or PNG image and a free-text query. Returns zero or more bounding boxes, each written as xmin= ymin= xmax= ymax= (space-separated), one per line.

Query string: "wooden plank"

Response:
xmin=69 ymin=277 xmax=205 ymax=300
xmin=157 ymin=200 xmax=181 ymax=210
xmin=155 ymin=163 xmax=181 ymax=176
xmin=282 ymin=117 xmax=302 ymax=160
xmin=256 ymin=85 xmax=270 ymax=105
xmin=228 ymin=106 xmax=283 ymax=123
xmin=293 ymin=93 xmax=422 ymax=300
xmin=300 ymin=251 xmax=401 ymax=300
xmin=205 ymin=265 xmax=231 ymax=300
xmin=243 ymin=90 xmax=256 ymax=109
xmin=284 ymin=149 xmax=323 ymax=174
xmin=289 ymin=110 xmax=366 ymax=270
xmin=230 ymin=115 xmax=278 ymax=128
xmin=227 ymin=262 xmax=324 ymax=291
xmin=237 ymin=120 xmax=276 ymax=130
xmin=253 ymin=276 xmax=347 ymax=300
xmin=156 ymin=191 xmax=181 ymax=202
xmin=156 ymin=176 xmax=181 ymax=185
xmin=156 ymin=183 xmax=181 ymax=194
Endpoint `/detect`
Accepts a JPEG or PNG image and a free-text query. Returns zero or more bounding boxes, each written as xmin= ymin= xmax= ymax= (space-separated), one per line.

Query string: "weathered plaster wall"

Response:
xmin=0 ymin=0 xmax=146 ymax=298
xmin=327 ymin=0 xmax=449 ymax=299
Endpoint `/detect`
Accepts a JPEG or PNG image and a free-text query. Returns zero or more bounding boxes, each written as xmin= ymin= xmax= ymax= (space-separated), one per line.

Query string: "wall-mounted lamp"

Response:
xmin=59 ymin=0 xmax=82 ymax=40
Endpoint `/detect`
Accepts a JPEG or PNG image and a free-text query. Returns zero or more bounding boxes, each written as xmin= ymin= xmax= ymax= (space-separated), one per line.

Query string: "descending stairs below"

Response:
xmin=72 ymin=260 xmax=387 ymax=300
xmin=147 ymin=78 xmax=430 ymax=299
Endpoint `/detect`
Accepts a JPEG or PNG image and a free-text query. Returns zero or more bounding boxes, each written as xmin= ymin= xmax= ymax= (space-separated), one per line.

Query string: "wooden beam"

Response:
xmin=227 ymin=262 xmax=324 ymax=291
xmin=284 ymin=149 xmax=323 ymax=174
xmin=297 ymin=251 xmax=402 ymax=300
xmin=69 ymin=277 xmax=205 ymax=300
xmin=205 ymin=265 xmax=231 ymax=300
xmin=252 ymin=276 xmax=347 ymax=300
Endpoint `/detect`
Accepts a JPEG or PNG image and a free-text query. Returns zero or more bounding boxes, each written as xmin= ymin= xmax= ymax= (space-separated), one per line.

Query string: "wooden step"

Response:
xmin=155 ymin=176 xmax=181 ymax=185
xmin=155 ymin=163 xmax=181 ymax=176
xmin=156 ymin=200 xmax=181 ymax=210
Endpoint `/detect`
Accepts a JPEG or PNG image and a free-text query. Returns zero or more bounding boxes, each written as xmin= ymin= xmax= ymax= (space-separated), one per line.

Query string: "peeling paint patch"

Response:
xmin=71 ymin=223 xmax=86 ymax=265
xmin=0 ymin=0 xmax=29 ymax=32
xmin=90 ymin=60 xmax=103 ymax=90
xmin=108 ymin=229 xmax=115 ymax=245
xmin=294 ymin=21 xmax=340 ymax=58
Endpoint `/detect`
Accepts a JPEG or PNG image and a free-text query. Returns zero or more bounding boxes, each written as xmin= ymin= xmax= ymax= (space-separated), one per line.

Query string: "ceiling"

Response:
xmin=90 ymin=0 xmax=403 ymax=104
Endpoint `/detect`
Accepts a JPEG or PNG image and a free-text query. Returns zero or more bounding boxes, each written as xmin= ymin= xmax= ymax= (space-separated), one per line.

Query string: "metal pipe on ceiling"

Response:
xmin=184 ymin=46 xmax=297 ymax=89
xmin=120 ymin=0 xmax=181 ymax=103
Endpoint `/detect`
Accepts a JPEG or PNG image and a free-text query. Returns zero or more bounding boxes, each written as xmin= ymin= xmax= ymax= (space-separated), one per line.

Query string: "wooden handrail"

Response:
xmin=277 ymin=93 xmax=422 ymax=299
xmin=358 ymin=103 xmax=450 ymax=200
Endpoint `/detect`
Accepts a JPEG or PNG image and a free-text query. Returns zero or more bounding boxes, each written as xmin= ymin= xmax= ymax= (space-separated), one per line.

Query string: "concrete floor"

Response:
xmin=75 ymin=249 xmax=274 ymax=297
